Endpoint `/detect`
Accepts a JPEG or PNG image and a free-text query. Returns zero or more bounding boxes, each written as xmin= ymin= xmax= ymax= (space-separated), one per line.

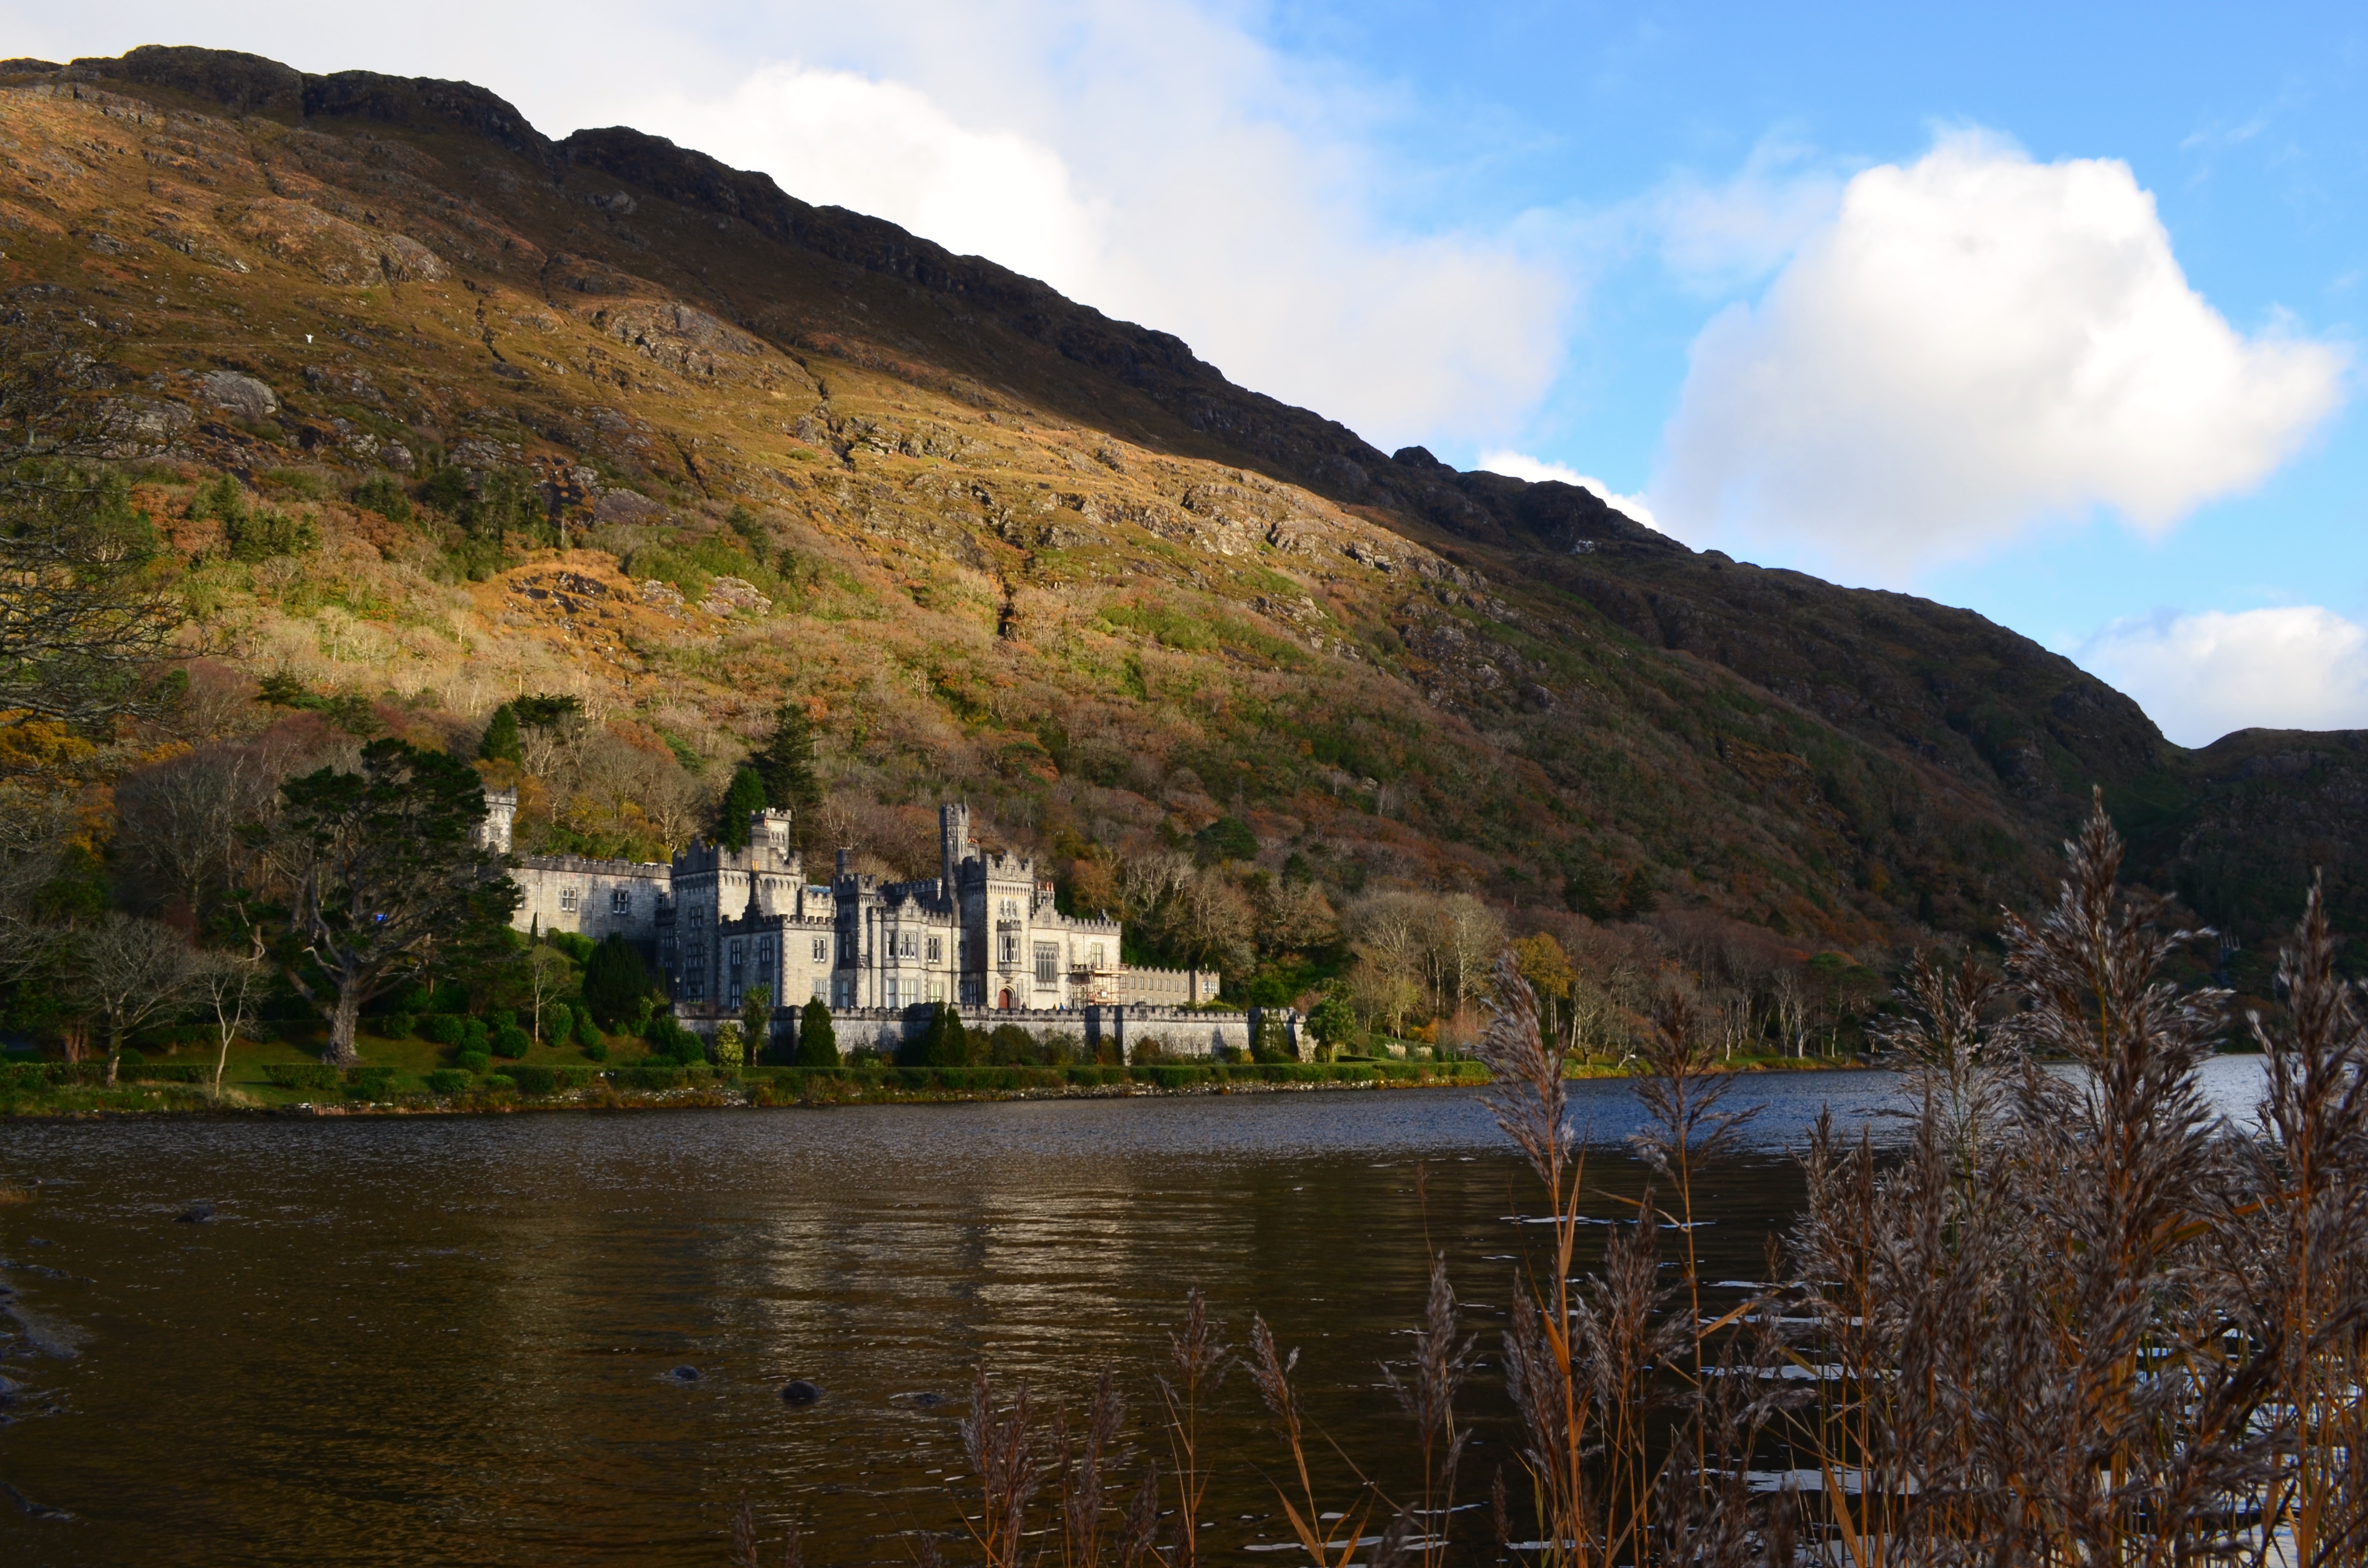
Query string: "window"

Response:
xmin=1089 ymin=943 xmax=1104 ymax=969
xmin=999 ymin=897 xmax=1018 ymax=918
xmin=926 ymin=936 xmax=943 ymax=963
xmin=1035 ymin=943 xmax=1059 ymax=984
xmin=812 ymin=937 xmax=827 ymax=963
xmin=610 ymin=887 xmax=631 ymax=915
xmin=811 ymin=978 xmax=827 ymax=1002
xmin=559 ymin=886 xmax=579 ymax=914
xmin=885 ymin=978 xmax=901 ymax=1008
xmin=929 ymin=979 xmax=945 ymax=1003
xmin=898 ymin=930 xmax=919 ymax=959
xmin=757 ymin=942 xmax=773 ymax=978
xmin=999 ymin=933 xmax=1019 ymax=966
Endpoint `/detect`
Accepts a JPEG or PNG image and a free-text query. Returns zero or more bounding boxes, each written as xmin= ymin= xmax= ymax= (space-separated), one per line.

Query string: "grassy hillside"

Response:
xmin=2 ymin=45 xmax=2351 ymax=1015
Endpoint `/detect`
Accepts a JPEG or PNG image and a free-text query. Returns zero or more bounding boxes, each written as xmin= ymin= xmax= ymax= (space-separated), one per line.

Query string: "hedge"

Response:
xmin=263 ymin=1063 xmax=342 ymax=1092
xmin=505 ymin=1065 xmax=556 ymax=1094
xmin=425 ymin=1068 xmax=471 ymax=1095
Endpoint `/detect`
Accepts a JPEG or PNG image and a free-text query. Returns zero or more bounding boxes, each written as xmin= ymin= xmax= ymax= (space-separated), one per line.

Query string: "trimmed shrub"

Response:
xmin=461 ymin=1018 xmax=489 ymax=1053
xmin=126 ymin=1063 xmax=206 ymax=1083
xmin=713 ymin=1023 xmax=745 ymax=1070
xmin=798 ymin=998 xmax=839 ymax=1067
xmin=263 ymin=1063 xmax=341 ymax=1091
xmin=423 ymin=1014 xmax=467 ymax=1047
xmin=506 ymin=1065 xmax=557 ymax=1094
xmin=569 ymin=1006 xmax=602 ymax=1049
xmin=380 ymin=1012 xmax=416 ymax=1040
xmin=616 ymin=1063 xmax=684 ymax=1091
xmin=481 ymin=1074 xmax=518 ymax=1094
xmin=456 ymin=1050 xmax=491 ymax=1076
xmin=345 ymin=1066 xmax=399 ymax=1099
xmin=986 ymin=1022 xmax=1037 ymax=1066
xmin=490 ymin=1025 xmax=531 ymax=1059
xmin=582 ymin=1040 xmax=609 ymax=1063
xmin=425 ymin=1068 xmax=471 ymax=1094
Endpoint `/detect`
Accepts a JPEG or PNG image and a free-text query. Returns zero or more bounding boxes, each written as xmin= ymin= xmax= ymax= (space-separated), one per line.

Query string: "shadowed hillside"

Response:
xmin=4 ymin=44 xmax=2354 ymax=997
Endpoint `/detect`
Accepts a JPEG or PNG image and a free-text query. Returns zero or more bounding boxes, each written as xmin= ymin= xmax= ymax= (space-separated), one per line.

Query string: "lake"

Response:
xmin=0 ymin=1059 xmax=2272 ymax=1565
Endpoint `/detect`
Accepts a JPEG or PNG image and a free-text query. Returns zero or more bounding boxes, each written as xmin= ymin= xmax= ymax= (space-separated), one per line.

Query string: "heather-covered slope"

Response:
xmin=4 ymin=45 xmax=2351 ymax=980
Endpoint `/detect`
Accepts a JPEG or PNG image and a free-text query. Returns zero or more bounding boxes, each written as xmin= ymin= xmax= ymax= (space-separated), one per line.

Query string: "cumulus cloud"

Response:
xmin=1656 ymin=130 xmax=2348 ymax=581
xmin=1478 ymin=450 xmax=1660 ymax=531
xmin=2078 ymin=606 xmax=2368 ymax=747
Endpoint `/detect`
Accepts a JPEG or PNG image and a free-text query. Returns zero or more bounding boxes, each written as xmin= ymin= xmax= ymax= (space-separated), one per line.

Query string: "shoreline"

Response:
xmin=0 ymin=1055 xmax=1877 ymax=1120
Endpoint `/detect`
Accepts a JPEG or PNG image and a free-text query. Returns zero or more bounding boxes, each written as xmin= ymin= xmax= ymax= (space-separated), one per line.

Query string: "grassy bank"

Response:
xmin=0 ymin=1028 xmax=1493 ymax=1115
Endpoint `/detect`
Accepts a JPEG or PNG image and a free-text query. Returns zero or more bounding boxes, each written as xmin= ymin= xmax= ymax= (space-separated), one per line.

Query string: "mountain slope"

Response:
xmin=5 ymin=45 xmax=2353 ymax=978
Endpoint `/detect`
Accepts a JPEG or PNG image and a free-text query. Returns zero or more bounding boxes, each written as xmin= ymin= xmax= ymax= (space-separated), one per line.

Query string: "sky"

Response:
xmin=13 ymin=3 xmax=2366 ymax=747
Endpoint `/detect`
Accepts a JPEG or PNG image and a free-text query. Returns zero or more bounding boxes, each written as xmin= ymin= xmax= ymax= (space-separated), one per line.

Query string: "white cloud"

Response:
xmin=1477 ymin=449 xmax=1660 ymax=531
xmin=1655 ymin=130 xmax=2349 ymax=582
xmin=623 ymin=19 xmax=1567 ymax=452
xmin=2078 ymin=606 xmax=2368 ymax=746
xmin=629 ymin=64 xmax=1103 ymax=305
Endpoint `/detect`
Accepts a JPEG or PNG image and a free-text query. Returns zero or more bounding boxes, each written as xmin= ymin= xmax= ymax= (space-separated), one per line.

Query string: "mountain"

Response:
xmin=5 ymin=45 xmax=2356 ymax=987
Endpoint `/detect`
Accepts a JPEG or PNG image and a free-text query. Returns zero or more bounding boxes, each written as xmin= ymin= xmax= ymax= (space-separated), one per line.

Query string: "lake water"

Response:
xmin=0 ymin=1059 xmax=2272 ymax=1566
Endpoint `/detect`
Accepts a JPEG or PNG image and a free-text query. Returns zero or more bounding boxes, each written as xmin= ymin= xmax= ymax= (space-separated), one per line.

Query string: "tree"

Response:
xmin=477 ymin=703 xmax=522 ymax=765
xmin=526 ymin=944 xmax=574 ymax=1043
xmin=0 ymin=322 xmax=184 ymax=745
xmin=713 ymin=765 xmax=767 ymax=849
xmin=748 ymin=703 xmax=822 ymax=825
xmin=1512 ymin=931 xmax=1576 ymax=1042
xmin=712 ymin=1021 xmax=744 ymax=1069
xmin=740 ymin=984 xmax=773 ymax=1061
xmin=71 ymin=913 xmax=200 ymax=1086
xmin=798 ymin=995 xmax=839 ymax=1066
xmin=920 ymin=1001 xmax=971 ymax=1067
xmin=582 ymin=934 xmax=651 ymax=1028
xmin=194 ymin=943 xmax=263 ymax=1101
xmin=273 ymin=738 xmax=518 ymax=1066
xmin=1306 ymin=985 xmax=1358 ymax=1062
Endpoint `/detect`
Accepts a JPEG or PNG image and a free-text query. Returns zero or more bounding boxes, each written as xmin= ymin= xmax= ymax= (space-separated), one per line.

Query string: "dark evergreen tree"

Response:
xmin=798 ymin=996 xmax=839 ymax=1067
xmin=713 ymin=765 xmax=768 ymax=849
xmin=920 ymin=1002 xmax=971 ymax=1067
xmin=582 ymin=934 xmax=650 ymax=1029
xmin=477 ymin=703 xmax=521 ymax=764
xmin=749 ymin=702 xmax=823 ymax=825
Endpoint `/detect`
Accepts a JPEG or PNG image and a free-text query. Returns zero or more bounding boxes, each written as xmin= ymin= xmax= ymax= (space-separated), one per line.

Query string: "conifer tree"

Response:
xmin=798 ymin=995 xmax=839 ymax=1067
xmin=714 ymin=765 xmax=767 ymax=849
xmin=750 ymin=702 xmax=823 ymax=823
xmin=477 ymin=703 xmax=521 ymax=764
xmin=922 ymin=1002 xmax=971 ymax=1067
xmin=582 ymin=934 xmax=649 ymax=1028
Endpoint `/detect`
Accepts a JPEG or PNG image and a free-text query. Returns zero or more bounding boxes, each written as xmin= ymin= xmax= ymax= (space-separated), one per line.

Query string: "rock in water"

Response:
xmin=175 ymin=1201 xmax=214 ymax=1224
xmin=780 ymin=1379 xmax=820 ymax=1406
xmin=668 ymin=1365 xmax=702 ymax=1382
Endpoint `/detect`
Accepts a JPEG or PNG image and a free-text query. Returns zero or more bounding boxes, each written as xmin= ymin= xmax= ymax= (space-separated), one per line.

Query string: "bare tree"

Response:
xmin=71 ymin=913 xmax=200 ymax=1086
xmin=1435 ymin=893 xmax=1505 ymax=1011
xmin=194 ymin=942 xmax=264 ymax=1101
xmin=525 ymin=944 xmax=573 ymax=1043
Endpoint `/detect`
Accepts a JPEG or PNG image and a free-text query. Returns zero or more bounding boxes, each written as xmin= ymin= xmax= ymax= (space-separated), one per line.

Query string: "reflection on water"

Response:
xmin=0 ymin=1062 xmax=2270 ymax=1565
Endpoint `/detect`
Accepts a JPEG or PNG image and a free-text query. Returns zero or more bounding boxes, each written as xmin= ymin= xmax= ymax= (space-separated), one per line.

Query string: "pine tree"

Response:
xmin=750 ymin=702 xmax=823 ymax=821
xmin=798 ymin=996 xmax=839 ymax=1067
xmin=714 ymin=765 xmax=767 ymax=849
xmin=478 ymin=703 xmax=521 ymax=764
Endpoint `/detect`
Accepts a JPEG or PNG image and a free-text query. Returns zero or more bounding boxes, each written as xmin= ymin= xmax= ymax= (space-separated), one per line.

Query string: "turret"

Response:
xmin=478 ymin=787 xmax=517 ymax=855
xmin=940 ymin=801 xmax=971 ymax=887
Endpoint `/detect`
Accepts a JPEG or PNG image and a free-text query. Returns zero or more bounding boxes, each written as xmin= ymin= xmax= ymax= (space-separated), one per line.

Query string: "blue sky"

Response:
xmin=16 ymin=2 xmax=2366 ymax=745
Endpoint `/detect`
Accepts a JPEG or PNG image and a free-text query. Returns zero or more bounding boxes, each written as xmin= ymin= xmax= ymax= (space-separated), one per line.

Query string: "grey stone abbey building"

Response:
xmin=480 ymin=794 xmax=1247 ymax=1054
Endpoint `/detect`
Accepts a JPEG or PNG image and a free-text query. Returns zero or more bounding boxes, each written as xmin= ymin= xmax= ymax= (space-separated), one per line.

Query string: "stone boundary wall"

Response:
xmin=679 ymin=1003 xmax=1300 ymax=1061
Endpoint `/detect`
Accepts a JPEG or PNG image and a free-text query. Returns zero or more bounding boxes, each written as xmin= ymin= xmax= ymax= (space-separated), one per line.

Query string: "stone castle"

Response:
xmin=480 ymin=795 xmax=1246 ymax=1054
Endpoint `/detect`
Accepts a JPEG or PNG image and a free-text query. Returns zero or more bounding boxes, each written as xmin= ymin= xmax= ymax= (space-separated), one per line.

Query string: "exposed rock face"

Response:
xmin=233 ymin=197 xmax=444 ymax=284
xmin=196 ymin=371 xmax=277 ymax=421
